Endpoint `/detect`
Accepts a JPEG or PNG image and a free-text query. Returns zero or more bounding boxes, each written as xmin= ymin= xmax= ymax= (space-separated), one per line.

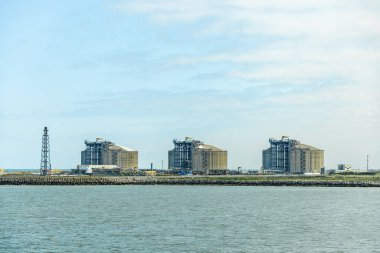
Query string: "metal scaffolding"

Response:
xmin=168 ymin=137 xmax=202 ymax=171
xmin=40 ymin=127 xmax=51 ymax=175
xmin=268 ymin=136 xmax=299 ymax=173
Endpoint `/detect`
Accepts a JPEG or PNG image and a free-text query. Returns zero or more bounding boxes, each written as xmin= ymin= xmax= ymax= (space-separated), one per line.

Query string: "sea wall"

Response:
xmin=1 ymin=175 xmax=380 ymax=187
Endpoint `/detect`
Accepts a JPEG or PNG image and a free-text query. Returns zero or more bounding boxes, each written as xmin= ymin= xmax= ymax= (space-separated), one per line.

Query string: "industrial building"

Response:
xmin=76 ymin=165 xmax=120 ymax=174
xmin=81 ymin=138 xmax=138 ymax=170
xmin=337 ymin=164 xmax=352 ymax=172
xmin=262 ymin=136 xmax=324 ymax=174
xmin=168 ymin=137 xmax=227 ymax=174
xmin=192 ymin=144 xmax=228 ymax=174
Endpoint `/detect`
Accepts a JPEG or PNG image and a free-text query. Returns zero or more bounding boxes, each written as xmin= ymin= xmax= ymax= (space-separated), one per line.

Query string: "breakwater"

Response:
xmin=1 ymin=175 xmax=380 ymax=187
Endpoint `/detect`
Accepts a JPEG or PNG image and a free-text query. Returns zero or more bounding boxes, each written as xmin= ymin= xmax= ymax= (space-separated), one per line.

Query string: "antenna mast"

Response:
xmin=367 ymin=155 xmax=369 ymax=172
xmin=40 ymin=127 xmax=51 ymax=175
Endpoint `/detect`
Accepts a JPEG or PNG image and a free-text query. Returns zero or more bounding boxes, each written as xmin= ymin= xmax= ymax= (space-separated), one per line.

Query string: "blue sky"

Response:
xmin=0 ymin=0 xmax=379 ymax=170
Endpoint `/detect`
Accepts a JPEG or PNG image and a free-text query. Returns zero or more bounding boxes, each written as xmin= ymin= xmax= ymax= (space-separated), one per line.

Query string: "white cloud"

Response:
xmin=113 ymin=0 xmax=380 ymax=135
xmin=115 ymin=0 xmax=380 ymax=38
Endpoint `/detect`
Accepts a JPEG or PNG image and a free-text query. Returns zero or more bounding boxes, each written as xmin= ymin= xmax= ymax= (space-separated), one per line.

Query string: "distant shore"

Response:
xmin=1 ymin=174 xmax=380 ymax=187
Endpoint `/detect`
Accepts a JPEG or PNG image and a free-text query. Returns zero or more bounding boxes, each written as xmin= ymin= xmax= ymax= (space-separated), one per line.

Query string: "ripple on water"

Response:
xmin=0 ymin=186 xmax=379 ymax=253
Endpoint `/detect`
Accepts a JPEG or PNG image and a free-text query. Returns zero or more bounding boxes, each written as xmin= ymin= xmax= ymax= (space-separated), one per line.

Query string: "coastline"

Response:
xmin=1 ymin=175 xmax=380 ymax=187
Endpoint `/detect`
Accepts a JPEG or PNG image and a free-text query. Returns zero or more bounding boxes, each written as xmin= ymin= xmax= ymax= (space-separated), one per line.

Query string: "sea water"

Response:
xmin=1 ymin=186 xmax=379 ymax=252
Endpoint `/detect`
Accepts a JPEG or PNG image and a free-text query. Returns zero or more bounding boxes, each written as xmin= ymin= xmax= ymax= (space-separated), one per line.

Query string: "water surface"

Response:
xmin=1 ymin=186 xmax=379 ymax=252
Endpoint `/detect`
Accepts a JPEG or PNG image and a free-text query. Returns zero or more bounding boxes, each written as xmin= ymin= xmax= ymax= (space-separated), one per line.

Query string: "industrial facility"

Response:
xmin=337 ymin=164 xmax=352 ymax=171
xmin=262 ymin=136 xmax=324 ymax=174
xmin=168 ymin=137 xmax=227 ymax=174
xmin=80 ymin=138 xmax=138 ymax=172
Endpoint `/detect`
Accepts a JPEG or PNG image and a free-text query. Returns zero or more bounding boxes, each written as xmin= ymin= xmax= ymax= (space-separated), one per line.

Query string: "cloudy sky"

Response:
xmin=0 ymin=0 xmax=379 ymax=170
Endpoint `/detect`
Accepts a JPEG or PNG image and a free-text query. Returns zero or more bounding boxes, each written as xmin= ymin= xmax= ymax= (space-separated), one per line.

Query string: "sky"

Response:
xmin=0 ymin=0 xmax=379 ymax=170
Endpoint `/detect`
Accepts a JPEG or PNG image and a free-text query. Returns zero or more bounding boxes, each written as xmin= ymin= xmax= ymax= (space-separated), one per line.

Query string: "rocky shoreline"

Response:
xmin=1 ymin=175 xmax=380 ymax=187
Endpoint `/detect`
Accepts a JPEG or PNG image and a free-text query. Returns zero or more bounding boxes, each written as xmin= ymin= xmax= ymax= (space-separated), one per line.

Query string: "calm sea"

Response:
xmin=0 ymin=186 xmax=379 ymax=253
